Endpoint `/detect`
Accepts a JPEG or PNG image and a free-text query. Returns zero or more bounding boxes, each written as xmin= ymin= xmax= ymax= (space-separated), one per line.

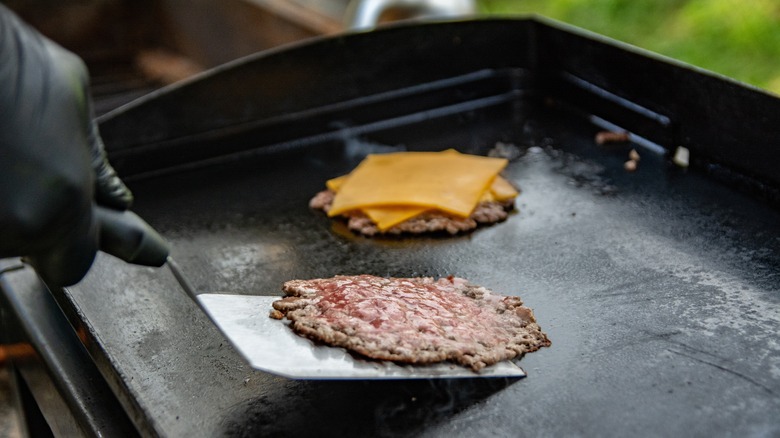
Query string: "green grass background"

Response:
xmin=478 ymin=0 xmax=780 ymax=95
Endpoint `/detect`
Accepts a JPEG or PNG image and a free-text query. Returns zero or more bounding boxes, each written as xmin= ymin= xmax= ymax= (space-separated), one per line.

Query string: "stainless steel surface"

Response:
xmin=345 ymin=0 xmax=476 ymax=29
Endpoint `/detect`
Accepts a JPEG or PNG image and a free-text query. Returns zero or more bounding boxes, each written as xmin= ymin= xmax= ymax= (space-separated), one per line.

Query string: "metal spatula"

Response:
xmin=166 ymin=258 xmax=526 ymax=379
xmin=100 ymin=209 xmax=526 ymax=380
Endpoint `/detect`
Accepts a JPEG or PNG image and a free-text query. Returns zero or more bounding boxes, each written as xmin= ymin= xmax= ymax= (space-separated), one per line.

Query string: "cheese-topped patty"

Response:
xmin=328 ymin=150 xmax=509 ymax=218
xmin=325 ymin=150 xmax=516 ymax=231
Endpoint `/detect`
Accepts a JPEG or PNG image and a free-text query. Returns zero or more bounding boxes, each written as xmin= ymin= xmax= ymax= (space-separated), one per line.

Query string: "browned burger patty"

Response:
xmin=271 ymin=275 xmax=550 ymax=371
xmin=309 ymin=189 xmax=514 ymax=236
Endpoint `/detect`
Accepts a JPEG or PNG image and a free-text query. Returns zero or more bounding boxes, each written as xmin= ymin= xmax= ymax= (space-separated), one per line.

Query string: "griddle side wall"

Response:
xmin=534 ymin=19 xmax=780 ymax=191
xmin=98 ymin=18 xmax=780 ymax=199
xmin=98 ymin=20 xmax=538 ymax=174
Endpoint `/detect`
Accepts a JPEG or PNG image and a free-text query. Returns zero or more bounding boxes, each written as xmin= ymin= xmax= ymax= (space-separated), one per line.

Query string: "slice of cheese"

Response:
xmin=329 ymin=174 xmax=517 ymax=203
xmin=328 ymin=174 xmax=428 ymax=230
xmin=325 ymin=175 xmax=348 ymax=192
xmin=487 ymin=175 xmax=519 ymax=202
xmin=361 ymin=175 xmax=517 ymax=231
xmin=325 ymin=151 xmax=518 ymax=231
xmin=363 ymin=206 xmax=430 ymax=230
xmin=328 ymin=150 xmax=509 ymax=218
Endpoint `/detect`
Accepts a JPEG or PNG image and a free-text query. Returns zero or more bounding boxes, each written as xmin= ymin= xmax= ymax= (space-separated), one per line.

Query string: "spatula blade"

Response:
xmin=197 ymin=294 xmax=527 ymax=380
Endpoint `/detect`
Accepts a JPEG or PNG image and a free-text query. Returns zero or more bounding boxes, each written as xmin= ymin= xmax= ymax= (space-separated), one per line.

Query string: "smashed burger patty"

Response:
xmin=310 ymin=150 xmax=519 ymax=236
xmin=270 ymin=275 xmax=550 ymax=371
xmin=310 ymin=190 xmax=514 ymax=236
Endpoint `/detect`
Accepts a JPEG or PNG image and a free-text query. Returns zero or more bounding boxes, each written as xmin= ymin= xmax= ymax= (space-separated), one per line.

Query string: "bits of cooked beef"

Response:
xmin=271 ymin=275 xmax=550 ymax=371
xmin=595 ymin=130 xmax=630 ymax=144
xmin=309 ymin=189 xmax=514 ymax=236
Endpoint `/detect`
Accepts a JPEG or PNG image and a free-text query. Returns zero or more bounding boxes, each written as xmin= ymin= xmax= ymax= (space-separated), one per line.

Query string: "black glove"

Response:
xmin=0 ymin=5 xmax=134 ymax=286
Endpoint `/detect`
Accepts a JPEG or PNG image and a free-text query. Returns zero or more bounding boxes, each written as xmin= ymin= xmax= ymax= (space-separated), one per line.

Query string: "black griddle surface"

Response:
xmin=67 ymin=100 xmax=780 ymax=436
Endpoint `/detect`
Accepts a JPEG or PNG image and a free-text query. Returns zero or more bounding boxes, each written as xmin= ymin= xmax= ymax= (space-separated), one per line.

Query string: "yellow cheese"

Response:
xmin=328 ymin=150 xmax=509 ymax=218
xmin=324 ymin=152 xmax=518 ymax=231
xmin=329 ymin=174 xmax=517 ymax=203
xmin=328 ymin=174 xmax=427 ymax=230
xmin=363 ymin=206 xmax=429 ymax=230
xmin=365 ymin=176 xmax=517 ymax=230
xmin=329 ymin=173 xmax=517 ymax=202
xmin=325 ymin=175 xmax=348 ymax=192
xmin=487 ymin=175 xmax=519 ymax=202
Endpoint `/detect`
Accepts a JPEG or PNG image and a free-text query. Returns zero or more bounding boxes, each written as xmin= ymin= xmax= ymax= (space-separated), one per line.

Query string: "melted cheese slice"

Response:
xmin=363 ymin=206 xmax=430 ymax=229
xmin=344 ymin=177 xmax=517 ymax=230
xmin=329 ymin=174 xmax=430 ymax=229
xmin=486 ymin=175 xmax=519 ymax=202
xmin=325 ymin=175 xmax=348 ymax=192
xmin=326 ymin=150 xmax=513 ymax=230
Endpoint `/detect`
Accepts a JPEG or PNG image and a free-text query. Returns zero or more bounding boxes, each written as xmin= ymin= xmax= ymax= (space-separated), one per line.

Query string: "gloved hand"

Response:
xmin=0 ymin=5 xmax=134 ymax=286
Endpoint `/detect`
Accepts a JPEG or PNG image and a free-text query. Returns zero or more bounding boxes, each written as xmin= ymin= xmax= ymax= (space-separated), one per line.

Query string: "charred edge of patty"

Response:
xmin=286 ymin=316 xmax=550 ymax=371
xmin=309 ymin=189 xmax=516 ymax=236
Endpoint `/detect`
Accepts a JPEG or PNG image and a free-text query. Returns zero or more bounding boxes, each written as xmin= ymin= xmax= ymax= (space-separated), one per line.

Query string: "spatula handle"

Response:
xmin=96 ymin=206 xmax=169 ymax=267
xmin=165 ymin=256 xmax=199 ymax=302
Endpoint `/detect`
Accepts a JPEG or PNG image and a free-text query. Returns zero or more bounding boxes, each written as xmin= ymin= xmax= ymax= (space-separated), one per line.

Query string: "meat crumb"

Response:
xmin=595 ymin=130 xmax=630 ymax=145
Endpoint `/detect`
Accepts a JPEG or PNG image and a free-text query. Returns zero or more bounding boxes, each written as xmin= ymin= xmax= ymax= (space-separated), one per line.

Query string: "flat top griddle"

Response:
xmin=3 ymin=18 xmax=780 ymax=437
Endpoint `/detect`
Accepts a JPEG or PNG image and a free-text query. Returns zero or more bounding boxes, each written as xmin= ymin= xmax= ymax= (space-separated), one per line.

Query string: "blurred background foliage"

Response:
xmin=478 ymin=0 xmax=780 ymax=95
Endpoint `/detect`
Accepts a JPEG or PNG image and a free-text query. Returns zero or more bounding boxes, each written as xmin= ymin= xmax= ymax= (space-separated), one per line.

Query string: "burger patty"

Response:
xmin=271 ymin=275 xmax=550 ymax=371
xmin=309 ymin=189 xmax=514 ymax=236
